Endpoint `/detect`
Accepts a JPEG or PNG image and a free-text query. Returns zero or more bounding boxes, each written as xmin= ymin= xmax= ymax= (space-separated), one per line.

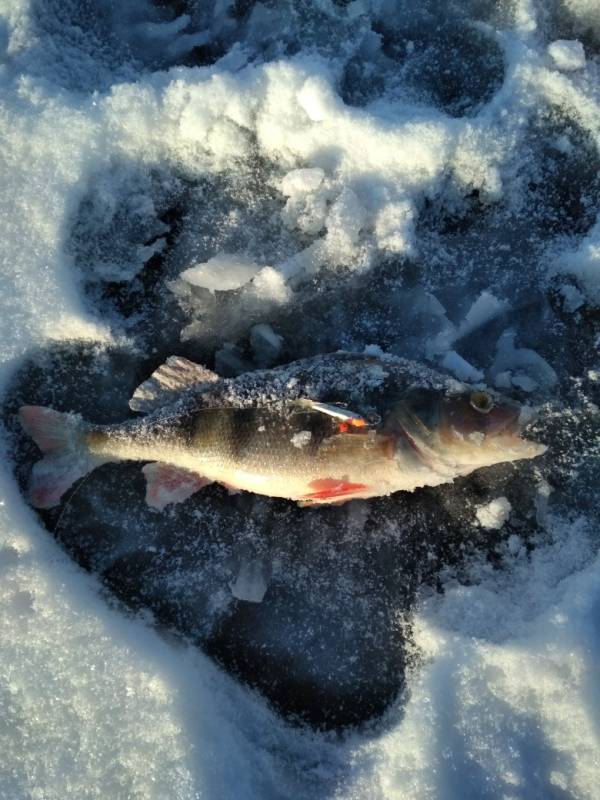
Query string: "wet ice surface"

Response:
xmin=2 ymin=0 xmax=600 ymax=797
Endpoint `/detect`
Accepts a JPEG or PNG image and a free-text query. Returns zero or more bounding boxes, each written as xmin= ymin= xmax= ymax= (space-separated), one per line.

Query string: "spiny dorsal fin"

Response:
xmin=130 ymin=356 xmax=220 ymax=413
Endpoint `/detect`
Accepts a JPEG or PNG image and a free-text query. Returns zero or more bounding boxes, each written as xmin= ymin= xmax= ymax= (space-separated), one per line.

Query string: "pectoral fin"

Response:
xmin=142 ymin=462 xmax=212 ymax=509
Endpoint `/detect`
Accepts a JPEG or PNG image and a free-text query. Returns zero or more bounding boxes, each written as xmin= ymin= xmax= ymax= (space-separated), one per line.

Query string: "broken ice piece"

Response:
xmin=475 ymin=497 xmax=512 ymax=529
xmin=180 ymin=252 xmax=262 ymax=292
xmin=491 ymin=331 xmax=557 ymax=390
xmin=494 ymin=371 xmax=512 ymax=389
xmin=230 ymin=558 xmax=268 ymax=603
xmin=441 ymin=350 xmax=484 ymax=382
xmin=535 ymin=479 xmax=552 ymax=527
xmin=250 ymin=323 xmax=283 ymax=367
xmin=456 ymin=291 xmax=508 ymax=340
xmin=511 ymin=373 xmax=538 ymax=393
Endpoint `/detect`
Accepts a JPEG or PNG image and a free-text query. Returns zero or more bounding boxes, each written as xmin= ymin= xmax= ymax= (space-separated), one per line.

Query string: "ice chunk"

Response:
xmin=490 ymin=331 xmax=557 ymax=391
xmin=441 ymin=350 xmax=484 ymax=382
xmin=456 ymin=291 xmax=508 ymax=340
xmin=476 ymin=497 xmax=512 ymax=529
xmin=511 ymin=373 xmax=538 ymax=393
xmin=250 ymin=323 xmax=283 ymax=367
xmin=494 ymin=371 xmax=513 ymax=389
xmin=556 ymin=222 xmax=600 ymax=306
xmin=230 ymin=558 xmax=268 ymax=603
xmin=535 ymin=479 xmax=552 ymax=526
xmin=180 ymin=252 xmax=262 ymax=293
xmin=548 ymin=40 xmax=586 ymax=71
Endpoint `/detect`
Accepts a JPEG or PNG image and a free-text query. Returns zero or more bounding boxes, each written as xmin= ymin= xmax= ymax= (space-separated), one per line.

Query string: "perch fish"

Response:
xmin=18 ymin=352 xmax=546 ymax=510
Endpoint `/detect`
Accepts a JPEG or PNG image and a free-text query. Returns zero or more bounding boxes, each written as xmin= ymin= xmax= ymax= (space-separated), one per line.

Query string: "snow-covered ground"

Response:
xmin=1 ymin=0 xmax=600 ymax=797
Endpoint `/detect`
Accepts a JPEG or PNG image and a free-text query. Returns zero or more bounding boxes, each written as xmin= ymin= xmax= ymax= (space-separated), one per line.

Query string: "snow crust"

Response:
xmin=1 ymin=0 xmax=600 ymax=797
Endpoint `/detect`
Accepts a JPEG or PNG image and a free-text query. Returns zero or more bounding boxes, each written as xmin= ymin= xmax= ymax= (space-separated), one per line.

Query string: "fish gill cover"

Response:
xmin=0 ymin=0 xmax=599 ymax=797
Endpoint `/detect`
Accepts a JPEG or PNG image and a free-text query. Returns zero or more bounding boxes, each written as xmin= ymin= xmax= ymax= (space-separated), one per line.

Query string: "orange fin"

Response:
xmin=303 ymin=478 xmax=369 ymax=501
xmin=142 ymin=463 xmax=212 ymax=510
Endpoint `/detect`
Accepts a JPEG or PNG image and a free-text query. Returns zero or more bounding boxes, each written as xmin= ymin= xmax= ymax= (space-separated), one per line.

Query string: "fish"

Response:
xmin=18 ymin=351 xmax=546 ymax=510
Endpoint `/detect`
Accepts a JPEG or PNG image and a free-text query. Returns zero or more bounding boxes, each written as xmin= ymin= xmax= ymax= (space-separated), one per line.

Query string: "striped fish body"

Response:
xmin=19 ymin=352 xmax=545 ymax=509
xmin=84 ymin=404 xmax=408 ymax=503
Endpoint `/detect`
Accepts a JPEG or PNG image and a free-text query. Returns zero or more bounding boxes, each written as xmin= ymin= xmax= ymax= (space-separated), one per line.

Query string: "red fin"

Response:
xmin=303 ymin=478 xmax=368 ymax=500
xmin=28 ymin=455 xmax=88 ymax=509
xmin=19 ymin=405 xmax=99 ymax=509
xmin=142 ymin=463 xmax=211 ymax=510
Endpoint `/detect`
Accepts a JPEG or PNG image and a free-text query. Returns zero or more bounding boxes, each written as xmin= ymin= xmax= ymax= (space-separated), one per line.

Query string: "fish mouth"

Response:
xmin=483 ymin=403 xmax=547 ymax=458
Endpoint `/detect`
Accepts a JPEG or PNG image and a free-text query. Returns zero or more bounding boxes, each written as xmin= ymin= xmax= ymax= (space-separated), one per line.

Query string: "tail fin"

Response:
xmin=19 ymin=406 xmax=101 ymax=509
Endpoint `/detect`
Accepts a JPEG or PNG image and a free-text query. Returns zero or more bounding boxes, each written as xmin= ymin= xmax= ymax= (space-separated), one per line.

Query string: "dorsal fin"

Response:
xmin=130 ymin=356 xmax=220 ymax=413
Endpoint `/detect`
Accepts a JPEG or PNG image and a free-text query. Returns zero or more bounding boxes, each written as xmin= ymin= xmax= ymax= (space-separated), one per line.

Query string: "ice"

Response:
xmin=535 ymin=479 xmax=553 ymax=526
xmin=475 ymin=497 xmax=512 ymax=529
xmin=180 ymin=252 xmax=263 ymax=293
xmin=548 ymin=39 xmax=586 ymax=71
xmin=250 ymin=323 xmax=283 ymax=367
xmin=2 ymin=0 xmax=600 ymax=796
xmin=456 ymin=291 xmax=508 ymax=341
xmin=490 ymin=331 xmax=558 ymax=393
xmin=556 ymin=218 xmax=600 ymax=305
xmin=441 ymin=350 xmax=484 ymax=382
xmin=230 ymin=557 xmax=268 ymax=604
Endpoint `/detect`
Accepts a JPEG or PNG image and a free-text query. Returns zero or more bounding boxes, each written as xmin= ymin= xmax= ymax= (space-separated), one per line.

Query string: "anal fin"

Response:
xmin=142 ymin=463 xmax=212 ymax=510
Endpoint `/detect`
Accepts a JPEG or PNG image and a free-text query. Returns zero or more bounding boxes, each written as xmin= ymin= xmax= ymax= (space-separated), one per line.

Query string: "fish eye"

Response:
xmin=470 ymin=391 xmax=494 ymax=413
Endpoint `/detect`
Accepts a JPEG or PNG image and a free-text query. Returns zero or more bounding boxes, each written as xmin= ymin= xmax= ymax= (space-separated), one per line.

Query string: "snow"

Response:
xmin=548 ymin=39 xmax=586 ymax=71
xmin=1 ymin=0 xmax=600 ymax=797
